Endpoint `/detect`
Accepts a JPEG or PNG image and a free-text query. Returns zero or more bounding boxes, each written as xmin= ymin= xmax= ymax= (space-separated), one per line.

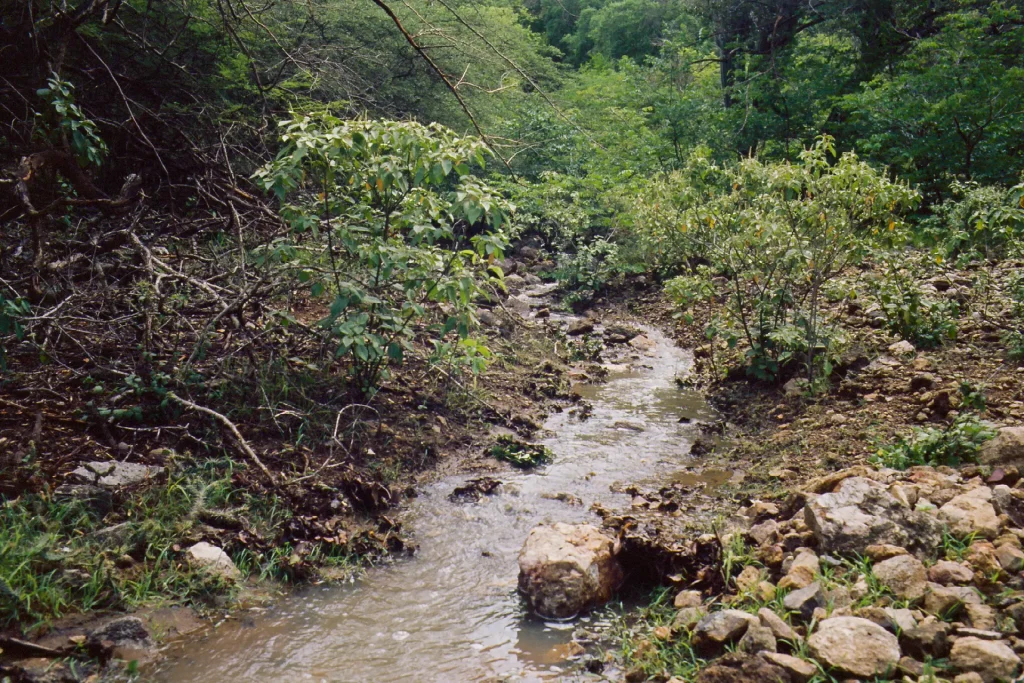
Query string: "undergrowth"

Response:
xmin=870 ymin=413 xmax=996 ymax=470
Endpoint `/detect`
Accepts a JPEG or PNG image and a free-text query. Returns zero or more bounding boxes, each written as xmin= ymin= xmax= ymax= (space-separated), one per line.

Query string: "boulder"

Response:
xmin=187 ymin=542 xmax=241 ymax=581
xmin=979 ymin=427 xmax=1024 ymax=468
xmin=783 ymin=582 xmax=826 ymax=622
xmin=804 ymin=477 xmax=944 ymax=559
xmin=517 ymin=523 xmax=622 ymax=619
xmin=949 ymin=637 xmax=1021 ymax=683
xmin=566 ymin=319 xmax=594 ymax=336
xmin=737 ymin=624 xmax=777 ymax=654
xmin=928 ymin=560 xmax=975 ymax=585
xmin=71 ymin=461 xmax=165 ymax=488
xmin=692 ymin=610 xmax=759 ymax=654
xmin=872 ymin=554 xmax=927 ymax=601
xmin=758 ymin=608 xmax=802 ymax=648
xmin=87 ymin=616 xmax=152 ymax=648
xmin=923 ymin=583 xmax=981 ymax=617
xmin=759 ymin=652 xmax=816 ymax=683
xmin=939 ymin=487 xmax=1002 ymax=539
xmin=807 ymin=616 xmax=901 ymax=678
xmin=694 ymin=653 xmax=792 ymax=683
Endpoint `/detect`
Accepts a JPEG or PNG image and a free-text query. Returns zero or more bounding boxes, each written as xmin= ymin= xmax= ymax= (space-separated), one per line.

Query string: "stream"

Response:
xmin=155 ymin=320 xmax=717 ymax=682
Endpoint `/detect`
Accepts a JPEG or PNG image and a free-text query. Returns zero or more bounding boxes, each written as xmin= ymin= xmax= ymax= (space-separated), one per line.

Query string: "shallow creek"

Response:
xmin=155 ymin=326 xmax=717 ymax=682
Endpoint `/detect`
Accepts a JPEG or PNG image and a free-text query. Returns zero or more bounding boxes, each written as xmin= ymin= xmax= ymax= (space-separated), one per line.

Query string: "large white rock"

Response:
xmin=72 ymin=461 xmax=164 ymax=488
xmin=807 ymin=616 xmax=901 ymax=678
xmin=950 ymin=637 xmax=1021 ymax=683
xmin=187 ymin=542 xmax=241 ymax=581
xmin=804 ymin=477 xmax=943 ymax=559
xmin=517 ymin=523 xmax=622 ymax=619
xmin=939 ymin=486 xmax=1002 ymax=539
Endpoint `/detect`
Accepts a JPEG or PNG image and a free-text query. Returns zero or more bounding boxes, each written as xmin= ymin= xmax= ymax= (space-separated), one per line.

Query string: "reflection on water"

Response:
xmin=155 ymin=327 xmax=714 ymax=682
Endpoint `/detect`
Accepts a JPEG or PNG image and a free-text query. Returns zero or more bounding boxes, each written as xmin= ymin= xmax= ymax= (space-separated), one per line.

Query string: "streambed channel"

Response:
xmin=155 ymin=325 xmax=719 ymax=682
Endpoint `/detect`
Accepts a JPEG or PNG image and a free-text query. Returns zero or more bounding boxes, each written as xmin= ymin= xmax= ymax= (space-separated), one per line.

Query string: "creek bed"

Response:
xmin=155 ymin=327 xmax=715 ymax=682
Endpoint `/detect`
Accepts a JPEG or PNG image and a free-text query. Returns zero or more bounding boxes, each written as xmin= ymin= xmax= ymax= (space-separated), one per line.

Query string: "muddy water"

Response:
xmin=156 ymin=327 xmax=716 ymax=682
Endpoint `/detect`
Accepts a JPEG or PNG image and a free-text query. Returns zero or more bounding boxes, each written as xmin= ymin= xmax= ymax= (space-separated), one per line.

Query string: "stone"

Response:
xmin=807 ymin=616 xmax=901 ymax=678
xmin=186 ymin=542 xmax=240 ymax=581
xmin=735 ymin=565 xmax=762 ymax=593
xmin=738 ymin=624 xmax=777 ymax=654
xmin=749 ymin=520 xmax=780 ymax=547
xmin=949 ymin=637 xmax=1021 ymax=683
xmin=889 ymin=340 xmax=916 ymax=355
xmin=87 ymin=616 xmax=151 ymax=648
xmin=694 ymin=652 xmax=793 ymax=683
xmin=674 ymin=589 xmax=703 ymax=609
xmin=873 ymin=555 xmax=928 ymax=601
xmin=897 ymin=656 xmax=925 ymax=677
xmin=566 ymin=319 xmax=594 ymax=336
xmin=692 ymin=610 xmax=760 ymax=654
xmin=996 ymin=543 xmax=1024 ymax=572
xmin=939 ymin=487 xmax=1002 ymax=539
xmin=900 ymin=619 xmax=951 ymax=659
xmin=71 ymin=461 xmax=165 ymax=488
xmin=673 ymin=606 xmax=707 ymax=630
xmin=964 ymin=603 xmax=998 ymax=631
xmin=910 ymin=372 xmax=937 ymax=391
xmin=758 ymin=608 xmax=802 ymax=648
xmin=928 ymin=560 xmax=975 ymax=585
xmin=517 ymin=523 xmax=622 ymax=618
xmin=778 ymin=550 xmax=819 ymax=590
xmin=883 ymin=607 xmax=918 ymax=633
xmin=865 ymin=544 xmax=909 ymax=561
xmin=804 ymin=477 xmax=944 ymax=559
xmin=52 ymin=483 xmax=112 ymax=515
xmin=759 ymin=652 xmax=816 ymax=683
xmin=979 ymin=427 xmax=1024 ymax=468
xmin=923 ymin=583 xmax=982 ymax=617
xmin=783 ymin=582 xmax=826 ymax=622
xmin=954 ymin=674 xmax=985 ymax=683
xmin=966 ymin=541 xmax=1002 ymax=576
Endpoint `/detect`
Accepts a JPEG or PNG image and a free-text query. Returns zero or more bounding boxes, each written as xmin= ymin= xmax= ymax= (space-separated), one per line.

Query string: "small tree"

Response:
xmin=254 ymin=115 xmax=511 ymax=394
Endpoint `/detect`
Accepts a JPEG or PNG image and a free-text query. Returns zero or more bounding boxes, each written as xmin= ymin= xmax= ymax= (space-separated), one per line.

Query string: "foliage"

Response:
xmin=922 ymin=178 xmax=1024 ymax=260
xmin=873 ymin=263 xmax=960 ymax=349
xmin=34 ymin=74 xmax=108 ymax=168
xmin=640 ymin=137 xmax=917 ymax=384
xmin=0 ymin=294 xmax=31 ymax=373
xmin=254 ymin=115 xmax=510 ymax=393
xmin=872 ymin=414 xmax=996 ymax=471
xmin=489 ymin=435 xmax=554 ymax=468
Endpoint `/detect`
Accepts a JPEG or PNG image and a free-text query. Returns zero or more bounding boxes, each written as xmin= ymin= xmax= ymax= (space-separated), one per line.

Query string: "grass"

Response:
xmin=0 ymin=455 xmax=298 ymax=632
xmin=871 ymin=413 xmax=996 ymax=470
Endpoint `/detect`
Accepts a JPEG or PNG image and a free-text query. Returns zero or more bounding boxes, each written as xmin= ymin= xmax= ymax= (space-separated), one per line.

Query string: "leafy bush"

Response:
xmin=922 ymin=178 xmax=1024 ymax=260
xmin=873 ymin=265 xmax=959 ymax=349
xmin=639 ymin=137 xmax=917 ymax=384
xmin=872 ymin=414 xmax=996 ymax=470
xmin=255 ymin=115 xmax=511 ymax=393
xmin=0 ymin=294 xmax=30 ymax=372
xmin=34 ymin=74 xmax=107 ymax=167
xmin=489 ymin=435 xmax=553 ymax=468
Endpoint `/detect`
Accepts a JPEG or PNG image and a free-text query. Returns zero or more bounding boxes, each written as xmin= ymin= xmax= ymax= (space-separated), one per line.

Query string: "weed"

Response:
xmin=871 ymin=413 xmax=995 ymax=470
xmin=489 ymin=435 xmax=553 ymax=468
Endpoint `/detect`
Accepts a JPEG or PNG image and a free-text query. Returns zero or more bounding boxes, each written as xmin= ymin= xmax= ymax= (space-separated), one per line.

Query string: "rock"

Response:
xmin=674 ymin=590 xmax=703 ymax=609
xmin=910 ymin=373 xmax=937 ymax=391
xmin=897 ymin=655 xmax=925 ymax=677
xmin=889 ymin=340 xmax=916 ymax=355
xmin=52 ymin=483 xmax=112 ymax=514
xmin=673 ymin=606 xmax=707 ymax=630
xmin=949 ymin=637 xmax=1021 ymax=683
xmin=628 ymin=334 xmax=656 ymax=352
xmin=517 ymin=523 xmax=622 ymax=619
xmin=996 ymin=543 xmax=1024 ymax=572
xmin=566 ymin=319 xmax=594 ymax=336
xmin=186 ymin=542 xmax=241 ymax=581
xmin=735 ymin=565 xmax=762 ymax=593
xmin=748 ymin=520 xmax=780 ymax=547
xmin=758 ymin=608 xmax=802 ymax=647
xmin=865 ymin=544 xmax=909 ymax=561
xmin=964 ymin=603 xmax=998 ymax=631
xmin=928 ymin=560 xmax=975 ymax=585
xmin=783 ymin=582 xmax=826 ymax=622
xmin=939 ymin=487 xmax=1002 ymax=539
xmin=693 ymin=610 xmax=759 ymax=654
xmin=738 ymin=624 xmax=777 ymax=654
xmin=759 ymin=652 xmax=816 ymax=683
xmin=87 ymin=616 xmax=152 ymax=648
xmin=883 ymin=607 xmax=918 ymax=633
xmin=954 ymin=673 xmax=986 ymax=683
xmin=778 ymin=549 xmax=819 ymax=590
xmin=804 ymin=476 xmax=944 ymax=559
xmin=807 ymin=616 xmax=901 ymax=678
xmin=504 ymin=273 xmax=525 ymax=293
xmin=783 ymin=378 xmax=807 ymax=397
xmin=71 ymin=461 xmax=165 ymax=488
xmin=873 ymin=554 xmax=928 ymax=601
xmin=695 ymin=652 xmax=793 ymax=683
xmin=923 ymin=583 xmax=981 ymax=617
xmin=966 ymin=540 xmax=1002 ymax=576
xmin=979 ymin=427 xmax=1024 ymax=468
xmin=523 ymin=273 xmax=542 ymax=286
xmin=900 ymin=619 xmax=951 ymax=659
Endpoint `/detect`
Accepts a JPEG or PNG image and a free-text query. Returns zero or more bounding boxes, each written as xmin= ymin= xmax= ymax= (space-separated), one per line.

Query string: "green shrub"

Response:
xmin=254 ymin=115 xmax=511 ymax=394
xmin=922 ymin=177 xmax=1024 ymax=260
xmin=872 ymin=414 xmax=996 ymax=470
xmin=0 ymin=294 xmax=30 ymax=372
xmin=874 ymin=269 xmax=959 ymax=349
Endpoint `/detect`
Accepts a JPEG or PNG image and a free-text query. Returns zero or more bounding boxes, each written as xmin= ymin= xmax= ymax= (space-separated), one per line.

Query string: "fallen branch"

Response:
xmin=167 ymin=392 xmax=276 ymax=482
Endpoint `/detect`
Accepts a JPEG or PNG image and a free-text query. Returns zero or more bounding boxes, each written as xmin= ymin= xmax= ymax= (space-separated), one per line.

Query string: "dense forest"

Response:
xmin=2 ymin=0 xmax=1024 ymax=679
